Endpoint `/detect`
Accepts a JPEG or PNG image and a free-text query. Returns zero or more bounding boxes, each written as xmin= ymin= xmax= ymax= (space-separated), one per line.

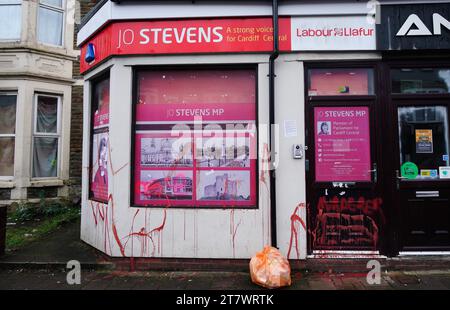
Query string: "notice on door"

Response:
xmin=314 ymin=106 xmax=371 ymax=182
xmin=416 ymin=129 xmax=433 ymax=154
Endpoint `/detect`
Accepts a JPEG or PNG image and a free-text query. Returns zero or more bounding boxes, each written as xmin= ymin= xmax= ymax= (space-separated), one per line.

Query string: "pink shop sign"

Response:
xmin=314 ymin=106 xmax=371 ymax=182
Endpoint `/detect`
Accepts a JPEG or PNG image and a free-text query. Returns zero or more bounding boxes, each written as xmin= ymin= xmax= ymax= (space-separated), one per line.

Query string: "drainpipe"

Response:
xmin=269 ymin=0 xmax=279 ymax=248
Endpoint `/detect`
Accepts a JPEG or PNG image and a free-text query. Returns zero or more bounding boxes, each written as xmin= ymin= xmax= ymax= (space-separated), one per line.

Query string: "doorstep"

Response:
xmin=99 ymin=255 xmax=450 ymax=274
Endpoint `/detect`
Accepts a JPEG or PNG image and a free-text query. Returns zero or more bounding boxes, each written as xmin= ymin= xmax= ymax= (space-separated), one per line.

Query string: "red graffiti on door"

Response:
xmin=312 ymin=196 xmax=384 ymax=249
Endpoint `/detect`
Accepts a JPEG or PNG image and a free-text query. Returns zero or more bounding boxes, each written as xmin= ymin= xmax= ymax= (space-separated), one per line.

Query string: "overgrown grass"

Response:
xmin=5 ymin=198 xmax=81 ymax=251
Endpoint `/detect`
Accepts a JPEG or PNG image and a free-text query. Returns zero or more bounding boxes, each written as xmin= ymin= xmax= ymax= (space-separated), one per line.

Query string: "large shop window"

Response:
xmin=89 ymin=76 xmax=110 ymax=202
xmin=32 ymin=94 xmax=61 ymax=178
xmin=308 ymin=68 xmax=374 ymax=96
xmin=391 ymin=68 xmax=450 ymax=94
xmin=133 ymin=68 xmax=257 ymax=208
xmin=0 ymin=0 xmax=21 ymax=40
xmin=0 ymin=93 xmax=17 ymax=178
xmin=37 ymin=0 xmax=64 ymax=46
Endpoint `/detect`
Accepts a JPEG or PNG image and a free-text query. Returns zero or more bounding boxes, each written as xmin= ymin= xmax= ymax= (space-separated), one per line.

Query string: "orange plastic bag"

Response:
xmin=249 ymin=246 xmax=291 ymax=289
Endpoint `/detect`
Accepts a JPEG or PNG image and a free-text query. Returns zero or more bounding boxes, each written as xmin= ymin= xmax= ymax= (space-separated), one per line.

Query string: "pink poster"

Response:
xmin=308 ymin=69 xmax=371 ymax=96
xmin=134 ymin=131 xmax=257 ymax=207
xmin=90 ymin=131 xmax=109 ymax=201
xmin=133 ymin=69 xmax=257 ymax=207
xmin=314 ymin=106 xmax=371 ymax=182
xmin=93 ymin=78 xmax=110 ymax=129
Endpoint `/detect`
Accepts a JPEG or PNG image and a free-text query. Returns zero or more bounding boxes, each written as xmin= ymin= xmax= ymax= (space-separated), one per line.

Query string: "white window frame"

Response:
xmin=0 ymin=91 xmax=18 ymax=180
xmin=37 ymin=0 xmax=65 ymax=47
xmin=0 ymin=0 xmax=22 ymax=42
xmin=31 ymin=93 xmax=62 ymax=179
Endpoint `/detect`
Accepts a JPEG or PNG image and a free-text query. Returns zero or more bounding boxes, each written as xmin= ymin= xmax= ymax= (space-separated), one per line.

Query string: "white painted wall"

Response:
xmin=80 ymin=50 xmax=383 ymax=259
xmin=81 ymin=54 xmax=273 ymax=258
xmin=274 ymin=56 xmax=307 ymax=259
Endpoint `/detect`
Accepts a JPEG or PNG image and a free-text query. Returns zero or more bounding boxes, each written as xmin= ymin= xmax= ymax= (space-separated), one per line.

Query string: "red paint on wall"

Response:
xmin=287 ymin=203 xmax=307 ymax=259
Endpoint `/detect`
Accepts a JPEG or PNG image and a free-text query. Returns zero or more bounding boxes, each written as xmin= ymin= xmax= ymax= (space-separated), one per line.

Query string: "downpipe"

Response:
xmin=269 ymin=0 xmax=279 ymax=248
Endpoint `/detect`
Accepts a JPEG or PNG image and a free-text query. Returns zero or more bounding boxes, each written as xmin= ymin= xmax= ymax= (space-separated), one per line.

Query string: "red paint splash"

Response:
xmin=108 ymin=194 xmax=126 ymax=256
xmin=230 ymin=209 xmax=242 ymax=258
xmin=259 ymin=143 xmax=271 ymax=246
xmin=311 ymin=196 xmax=384 ymax=250
xmin=287 ymin=203 xmax=307 ymax=259
xmin=87 ymin=139 xmax=171 ymax=262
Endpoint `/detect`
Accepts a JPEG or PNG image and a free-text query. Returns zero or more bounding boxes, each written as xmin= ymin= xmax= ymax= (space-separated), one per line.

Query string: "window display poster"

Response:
xmin=134 ymin=132 xmax=256 ymax=206
xmin=416 ymin=129 xmax=433 ymax=154
xmin=140 ymin=135 xmax=193 ymax=167
xmin=308 ymin=69 xmax=370 ymax=96
xmin=196 ymin=170 xmax=251 ymax=202
xmin=90 ymin=131 xmax=109 ymax=202
xmin=93 ymin=78 xmax=110 ymax=129
xmin=133 ymin=69 xmax=257 ymax=207
xmin=314 ymin=106 xmax=371 ymax=182
xmin=136 ymin=70 xmax=256 ymax=123
xmin=140 ymin=170 xmax=193 ymax=201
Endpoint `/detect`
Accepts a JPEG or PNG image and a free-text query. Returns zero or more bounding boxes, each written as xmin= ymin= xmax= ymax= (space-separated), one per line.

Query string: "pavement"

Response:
xmin=2 ymin=268 xmax=450 ymax=290
xmin=1 ymin=219 xmax=450 ymax=290
xmin=0 ymin=219 xmax=106 ymax=270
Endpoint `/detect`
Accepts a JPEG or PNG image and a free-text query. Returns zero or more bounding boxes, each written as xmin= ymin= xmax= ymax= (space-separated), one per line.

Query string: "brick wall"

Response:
xmin=69 ymin=0 xmax=101 ymax=199
xmin=69 ymin=85 xmax=84 ymax=198
xmin=27 ymin=187 xmax=59 ymax=199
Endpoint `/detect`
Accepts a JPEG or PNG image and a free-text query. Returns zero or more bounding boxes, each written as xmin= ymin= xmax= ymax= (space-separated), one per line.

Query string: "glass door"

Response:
xmin=305 ymin=65 xmax=384 ymax=253
xmin=390 ymin=67 xmax=450 ymax=250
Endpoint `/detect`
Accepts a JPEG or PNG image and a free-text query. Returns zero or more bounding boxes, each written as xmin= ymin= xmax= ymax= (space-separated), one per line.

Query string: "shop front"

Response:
xmin=78 ymin=0 xmax=450 ymax=260
xmin=377 ymin=2 xmax=450 ymax=253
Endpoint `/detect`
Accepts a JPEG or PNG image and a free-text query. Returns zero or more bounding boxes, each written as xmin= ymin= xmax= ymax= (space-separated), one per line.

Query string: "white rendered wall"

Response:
xmin=80 ymin=52 xmax=381 ymax=259
xmin=81 ymin=54 xmax=273 ymax=258
xmin=275 ymin=52 xmax=381 ymax=260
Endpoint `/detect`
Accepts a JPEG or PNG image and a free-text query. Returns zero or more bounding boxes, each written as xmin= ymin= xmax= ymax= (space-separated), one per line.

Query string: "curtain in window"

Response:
xmin=32 ymin=137 xmax=58 ymax=177
xmin=41 ymin=0 xmax=62 ymax=7
xmin=0 ymin=95 xmax=16 ymax=134
xmin=0 ymin=5 xmax=21 ymax=40
xmin=0 ymin=138 xmax=14 ymax=176
xmin=0 ymin=94 xmax=16 ymax=176
xmin=36 ymin=96 xmax=57 ymax=133
xmin=37 ymin=6 xmax=63 ymax=45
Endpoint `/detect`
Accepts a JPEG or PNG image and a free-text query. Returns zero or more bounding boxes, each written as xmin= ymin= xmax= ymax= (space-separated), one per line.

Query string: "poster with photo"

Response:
xmin=90 ymin=131 xmax=109 ymax=202
xmin=196 ymin=170 xmax=255 ymax=206
xmin=314 ymin=106 xmax=371 ymax=182
xmin=138 ymin=170 xmax=193 ymax=202
xmin=140 ymin=135 xmax=193 ymax=167
xmin=133 ymin=69 xmax=257 ymax=207
xmin=416 ymin=129 xmax=433 ymax=154
xmin=196 ymin=134 xmax=253 ymax=168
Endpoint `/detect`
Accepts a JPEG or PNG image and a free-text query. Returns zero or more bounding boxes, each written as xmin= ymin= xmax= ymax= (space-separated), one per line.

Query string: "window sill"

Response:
xmin=0 ymin=181 xmax=15 ymax=189
xmin=29 ymin=179 xmax=64 ymax=188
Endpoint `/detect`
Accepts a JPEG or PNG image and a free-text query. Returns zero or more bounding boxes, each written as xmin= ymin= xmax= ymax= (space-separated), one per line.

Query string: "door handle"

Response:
xmin=368 ymin=163 xmax=377 ymax=183
xmin=395 ymin=170 xmax=408 ymax=180
xmin=395 ymin=170 xmax=407 ymax=190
